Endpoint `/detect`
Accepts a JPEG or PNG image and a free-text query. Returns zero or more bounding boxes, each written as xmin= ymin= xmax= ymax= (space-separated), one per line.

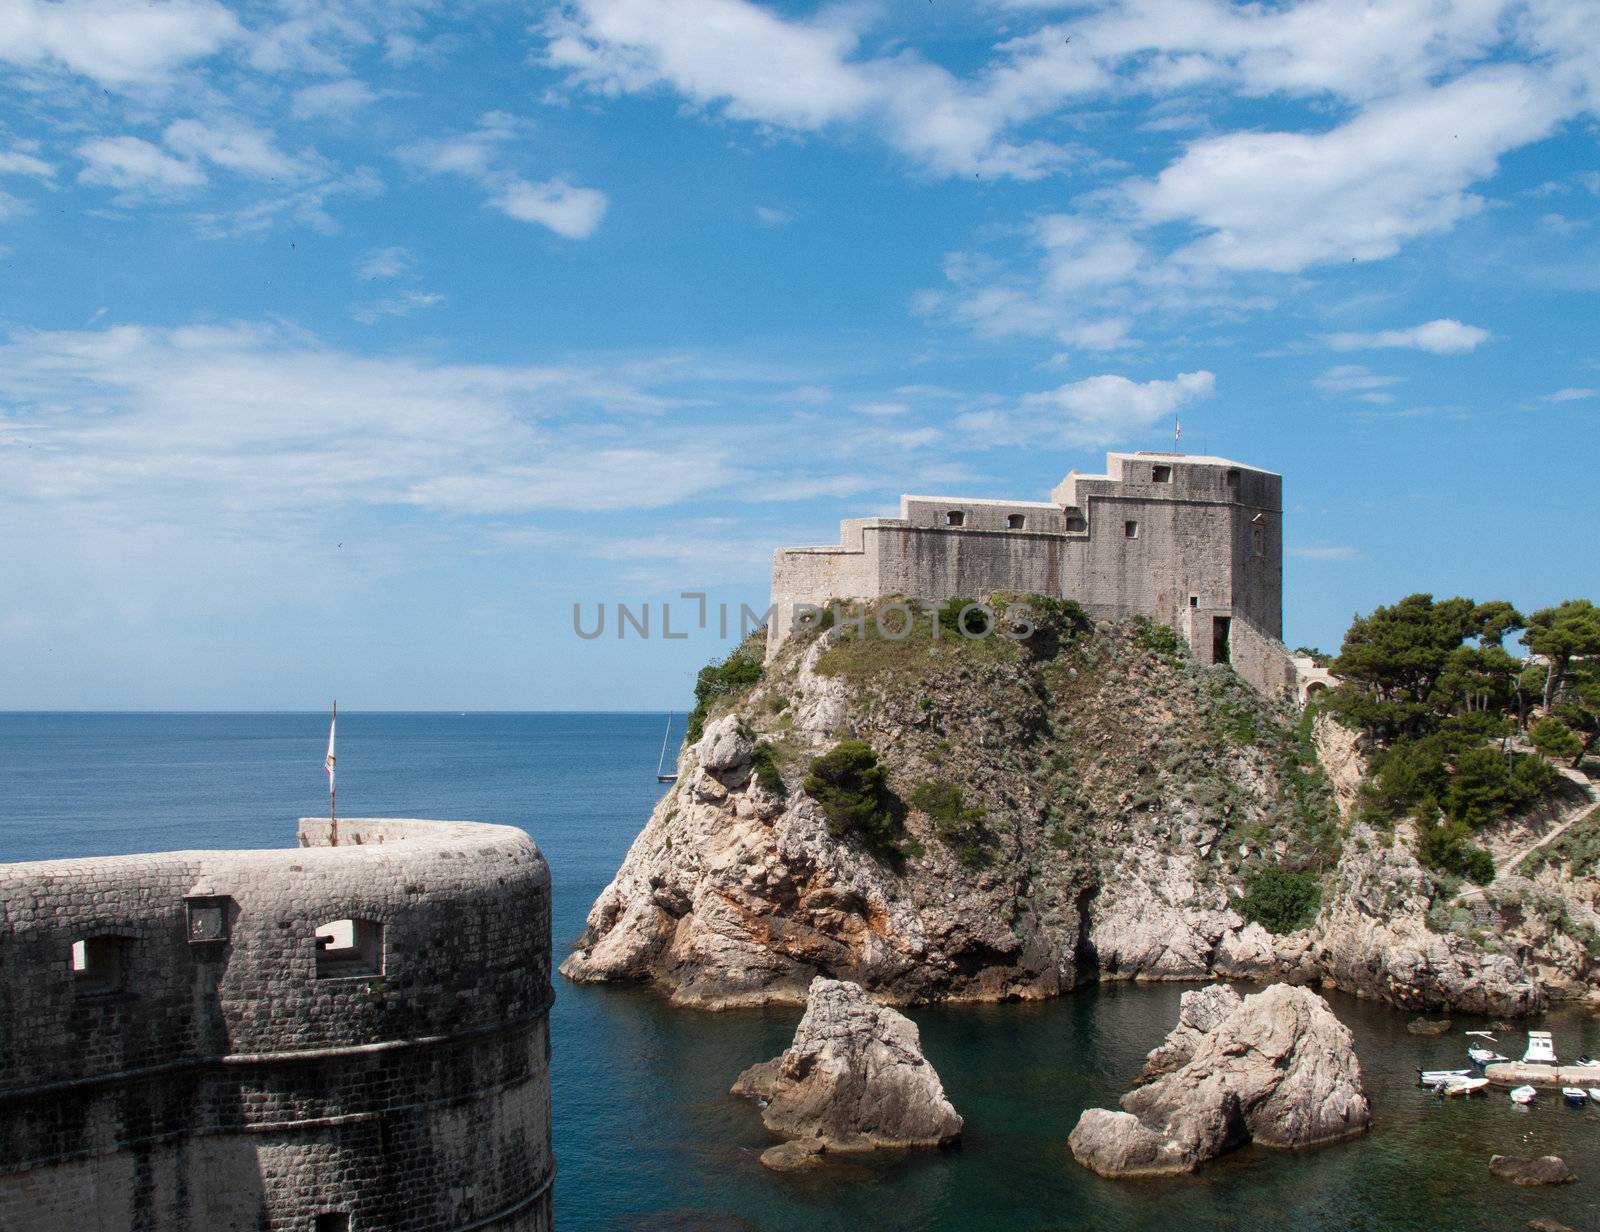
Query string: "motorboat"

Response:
xmin=1418 ymin=1068 xmax=1473 ymax=1086
xmin=1524 ymin=1031 xmax=1557 ymax=1065
xmin=1510 ymin=1085 xmax=1539 ymax=1104
xmin=1438 ymin=1076 xmax=1489 ymax=1096
xmin=1562 ymin=1087 xmax=1588 ymax=1106
xmin=1575 ymin=1055 xmax=1599 ymax=1068
xmin=1588 ymin=1088 xmax=1600 ymax=1102
xmin=1467 ymin=1045 xmax=1509 ymax=1066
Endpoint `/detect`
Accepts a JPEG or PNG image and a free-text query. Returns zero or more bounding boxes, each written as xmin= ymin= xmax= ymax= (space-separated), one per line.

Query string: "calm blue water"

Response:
xmin=4 ymin=712 xmax=1599 ymax=1232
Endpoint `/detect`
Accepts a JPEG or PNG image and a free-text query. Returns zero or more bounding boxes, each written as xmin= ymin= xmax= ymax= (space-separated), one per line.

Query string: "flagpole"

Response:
xmin=327 ymin=700 xmax=338 ymax=847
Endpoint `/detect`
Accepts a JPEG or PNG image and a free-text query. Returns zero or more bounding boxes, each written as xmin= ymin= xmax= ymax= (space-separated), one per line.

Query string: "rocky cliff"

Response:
xmin=562 ymin=599 xmax=1598 ymax=1016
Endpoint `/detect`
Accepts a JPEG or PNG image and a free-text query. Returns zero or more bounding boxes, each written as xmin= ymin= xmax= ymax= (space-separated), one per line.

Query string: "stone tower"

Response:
xmin=0 ymin=817 xmax=553 ymax=1232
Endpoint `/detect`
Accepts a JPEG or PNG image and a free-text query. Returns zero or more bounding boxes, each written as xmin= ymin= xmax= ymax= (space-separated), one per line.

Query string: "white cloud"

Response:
xmin=0 ymin=0 xmax=240 ymax=87
xmin=0 ymin=322 xmax=737 ymax=526
xmin=1314 ymin=364 xmax=1405 ymax=397
xmin=400 ymin=113 xmax=610 ymax=239
xmin=1540 ymin=387 xmax=1597 ymax=402
xmin=352 ymin=290 xmax=445 ymax=325
xmin=0 ymin=149 xmax=54 ymax=180
xmin=490 ymin=176 xmax=608 ymax=239
xmin=0 ymin=190 xmax=30 ymax=220
xmin=754 ymin=205 xmax=795 ymax=226
xmin=77 ymin=136 xmax=205 ymax=194
xmin=1321 ymin=318 xmax=1491 ymax=354
xmin=357 ymin=246 xmax=412 ymax=280
xmin=163 ymin=118 xmax=312 ymax=181
xmin=292 ymin=78 xmax=379 ymax=120
xmin=962 ymin=369 xmax=1215 ymax=447
xmin=543 ymin=0 xmax=1103 ymax=179
xmin=1132 ymin=66 xmax=1568 ymax=273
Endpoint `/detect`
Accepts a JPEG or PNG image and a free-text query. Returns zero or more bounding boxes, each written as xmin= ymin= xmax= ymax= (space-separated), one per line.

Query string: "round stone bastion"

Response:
xmin=0 ymin=817 xmax=553 ymax=1232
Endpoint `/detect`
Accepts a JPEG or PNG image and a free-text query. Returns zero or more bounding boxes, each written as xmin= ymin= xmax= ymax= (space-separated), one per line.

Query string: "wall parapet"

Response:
xmin=0 ymin=818 xmax=553 ymax=1232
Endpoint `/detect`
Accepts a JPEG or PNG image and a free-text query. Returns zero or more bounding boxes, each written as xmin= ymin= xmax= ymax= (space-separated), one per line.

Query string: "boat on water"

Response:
xmin=1588 ymin=1088 xmax=1600 ymax=1102
xmin=1467 ymin=1045 xmax=1509 ymax=1066
xmin=654 ymin=713 xmax=679 ymax=783
xmin=1510 ymin=1085 xmax=1539 ymax=1104
xmin=1524 ymin=1031 xmax=1557 ymax=1064
xmin=1419 ymin=1068 xmax=1473 ymax=1087
xmin=1575 ymin=1054 xmax=1599 ymax=1068
xmin=1437 ymin=1076 xmax=1489 ymax=1096
xmin=1562 ymin=1087 xmax=1589 ymax=1106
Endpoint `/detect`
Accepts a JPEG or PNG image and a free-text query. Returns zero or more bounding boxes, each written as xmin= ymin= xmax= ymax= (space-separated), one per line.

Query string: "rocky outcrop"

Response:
xmin=1068 ymin=984 xmax=1370 ymax=1177
xmin=562 ymin=605 xmax=1597 ymax=1020
xmin=731 ymin=977 xmax=961 ymax=1162
xmin=1489 ymin=1155 xmax=1577 ymax=1186
xmin=1307 ymin=826 xmax=1543 ymax=1017
xmin=563 ymin=617 xmax=1334 ymax=1008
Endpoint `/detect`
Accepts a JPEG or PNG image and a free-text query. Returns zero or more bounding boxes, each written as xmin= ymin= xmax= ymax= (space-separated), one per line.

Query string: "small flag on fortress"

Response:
xmin=324 ymin=702 xmax=337 ymax=792
xmin=1175 ymin=417 xmax=1182 ymax=444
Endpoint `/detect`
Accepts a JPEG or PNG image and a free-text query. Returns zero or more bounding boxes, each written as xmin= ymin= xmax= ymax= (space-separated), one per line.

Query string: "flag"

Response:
xmin=1175 ymin=417 xmax=1182 ymax=443
xmin=324 ymin=702 xmax=337 ymax=793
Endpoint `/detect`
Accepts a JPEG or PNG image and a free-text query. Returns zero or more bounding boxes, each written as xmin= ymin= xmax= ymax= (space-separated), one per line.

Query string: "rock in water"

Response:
xmin=1489 ymin=1155 xmax=1577 ymax=1187
xmin=732 ymin=977 xmax=962 ymax=1157
xmin=1069 ymin=984 xmax=1370 ymax=1177
xmin=1405 ymin=1016 xmax=1453 ymax=1036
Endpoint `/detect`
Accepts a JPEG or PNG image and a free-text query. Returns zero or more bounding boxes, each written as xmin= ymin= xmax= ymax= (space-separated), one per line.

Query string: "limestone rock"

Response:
xmin=1309 ymin=826 xmax=1543 ymax=1018
xmin=759 ymin=1140 xmax=825 ymax=1172
xmin=1528 ymin=1218 xmax=1577 ymax=1232
xmin=1489 ymin=1155 xmax=1576 ymax=1186
xmin=1070 ymin=984 xmax=1370 ymax=1177
xmin=697 ymin=715 xmax=753 ymax=776
xmin=732 ymin=977 xmax=962 ymax=1152
xmin=1405 ymin=1017 xmax=1453 ymax=1036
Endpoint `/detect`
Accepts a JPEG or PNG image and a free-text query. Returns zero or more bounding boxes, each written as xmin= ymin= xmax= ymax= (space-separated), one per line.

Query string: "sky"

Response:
xmin=1 ymin=0 xmax=1596 ymax=711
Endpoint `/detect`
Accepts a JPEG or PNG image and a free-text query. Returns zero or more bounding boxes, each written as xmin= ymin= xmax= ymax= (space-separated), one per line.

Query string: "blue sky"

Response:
xmin=1 ymin=0 xmax=1596 ymax=710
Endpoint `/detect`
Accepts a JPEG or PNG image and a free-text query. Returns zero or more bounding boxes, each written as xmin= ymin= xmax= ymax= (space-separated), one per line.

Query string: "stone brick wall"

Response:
xmin=767 ymin=451 xmax=1297 ymax=698
xmin=0 ymin=818 xmax=553 ymax=1232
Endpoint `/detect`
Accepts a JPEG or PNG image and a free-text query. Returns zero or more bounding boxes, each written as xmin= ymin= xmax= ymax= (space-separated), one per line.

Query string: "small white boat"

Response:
xmin=1587 ymin=1088 xmax=1600 ymax=1101
xmin=1439 ymin=1077 xmax=1489 ymax=1096
xmin=1524 ymin=1031 xmax=1557 ymax=1065
xmin=1419 ymin=1068 xmax=1473 ymax=1086
xmin=1467 ymin=1046 xmax=1508 ymax=1065
xmin=1561 ymin=1087 xmax=1588 ymax=1106
xmin=1510 ymin=1085 xmax=1539 ymax=1104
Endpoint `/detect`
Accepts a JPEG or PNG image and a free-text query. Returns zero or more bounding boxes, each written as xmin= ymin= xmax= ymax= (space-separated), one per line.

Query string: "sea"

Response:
xmin=2 ymin=711 xmax=1598 ymax=1232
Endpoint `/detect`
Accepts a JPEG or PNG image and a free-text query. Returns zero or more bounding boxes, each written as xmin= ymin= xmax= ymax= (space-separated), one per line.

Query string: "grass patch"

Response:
xmin=751 ymin=741 xmax=787 ymax=798
xmin=909 ymin=779 xmax=994 ymax=868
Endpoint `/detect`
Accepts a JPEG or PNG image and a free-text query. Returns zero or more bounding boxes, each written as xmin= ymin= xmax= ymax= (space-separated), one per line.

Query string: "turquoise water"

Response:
xmin=3 ymin=712 xmax=1598 ymax=1231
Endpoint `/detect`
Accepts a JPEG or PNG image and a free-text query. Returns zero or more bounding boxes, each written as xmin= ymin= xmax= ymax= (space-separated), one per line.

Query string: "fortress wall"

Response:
xmin=765 ymin=452 xmax=1288 ymax=697
xmin=0 ymin=819 xmax=552 ymax=1232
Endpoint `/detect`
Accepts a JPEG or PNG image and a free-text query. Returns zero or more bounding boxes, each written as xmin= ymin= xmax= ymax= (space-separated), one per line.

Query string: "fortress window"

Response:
xmin=1189 ymin=595 xmax=1199 ymax=608
xmin=1151 ymin=465 xmax=1172 ymax=483
xmin=1124 ymin=520 xmax=1139 ymax=539
xmin=1225 ymin=469 xmax=1240 ymax=492
xmin=314 ymin=917 xmax=384 ymax=978
xmin=1065 ymin=515 xmax=1087 ymax=533
xmin=944 ymin=510 xmax=965 ymax=527
xmin=1251 ymin=516 xmax=1265 ymax=557
xmin=1006 ymin=514 xmax=1025 ymax=530
xmin=71 ymin=935 xmax=131 ymax=995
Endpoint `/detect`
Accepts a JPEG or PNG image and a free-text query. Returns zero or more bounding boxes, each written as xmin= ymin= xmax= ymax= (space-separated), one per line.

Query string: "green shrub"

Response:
xmin=1235 ymin=866 xmax=1321 ymax=933
xmin=1530 ymin=717 xmax=1584 ymax=762
xmin=1132 ymin=616 xmax=1185 ymax=661
xmin=937 ymin=598 xmax=989 ymax=638
xmin=750 ymin=742 xmax=786 ymax=798
xmin=684 ymin=639 xmax=764 ymax=744
xmin=909 ymin=779 xmax=993 ymax=867
xmin=1415 ymin=812 xmax=1497 ymax=884
xmin=803 ymin=741 xmax=901 ymax=856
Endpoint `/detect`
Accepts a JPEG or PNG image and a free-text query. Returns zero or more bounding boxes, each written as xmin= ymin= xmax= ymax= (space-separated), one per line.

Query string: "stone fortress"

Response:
xmin=768 ymin=450 xmax=1298 ymax=698
xmin=0 ymin=817 xmax=553 ymax=1232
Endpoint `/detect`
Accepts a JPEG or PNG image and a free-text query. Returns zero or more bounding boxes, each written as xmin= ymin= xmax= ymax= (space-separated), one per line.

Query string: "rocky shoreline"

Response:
xmin=561 ymin=614 xmax=1598 ymax=1019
